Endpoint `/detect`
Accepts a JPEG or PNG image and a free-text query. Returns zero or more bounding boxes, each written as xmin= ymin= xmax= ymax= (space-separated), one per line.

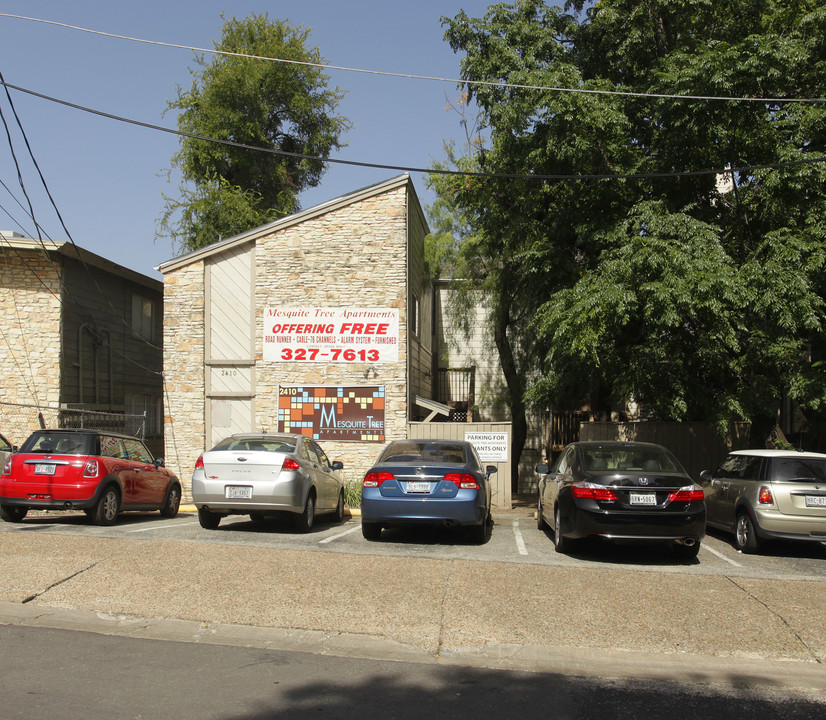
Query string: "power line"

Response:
xmin=0 ymin=71 xmax=163 ymax=365
xmin=2 ymin=78 xmax=825 ymax=183
xmin=2 ymin=12 xmax=825 ymax=105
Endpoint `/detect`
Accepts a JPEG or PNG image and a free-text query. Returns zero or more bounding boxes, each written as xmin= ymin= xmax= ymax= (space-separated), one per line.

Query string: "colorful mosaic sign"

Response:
xmin=277 ymin=386 xmax=386 ymax=442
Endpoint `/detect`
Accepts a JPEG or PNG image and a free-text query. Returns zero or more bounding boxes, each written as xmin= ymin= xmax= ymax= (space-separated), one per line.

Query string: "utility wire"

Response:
xmin=2 ymin=79 xmax=826 ymax=182
xmin=1 ymin=12 xmax=825 ymax=105
xmin=0 ymin=71 xmax=163 ymax=364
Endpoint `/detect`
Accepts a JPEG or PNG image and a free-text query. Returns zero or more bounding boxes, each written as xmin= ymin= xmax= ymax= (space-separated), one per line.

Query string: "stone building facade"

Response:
xmin=0 ymin=233 xmax=164 ymax=452
xmin=158 ymin=175 xmax=433 ymax=498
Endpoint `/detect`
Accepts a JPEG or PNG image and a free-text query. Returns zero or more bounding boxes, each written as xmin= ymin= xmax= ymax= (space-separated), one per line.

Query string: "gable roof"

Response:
xmin=156 ymin=174 xmax=418 ymax=275
xmin=1 ymin=233 xmax=162 ymax=291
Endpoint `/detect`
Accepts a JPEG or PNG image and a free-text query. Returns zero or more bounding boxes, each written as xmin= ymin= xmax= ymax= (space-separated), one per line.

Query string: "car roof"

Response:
xmin=31 ymin=428 xmax=142 ymax=441
xmin=729 ymin=448 xmax=826 ymax=459
xmin=226 ymin=433 xmax=302 ymax=441
xmin=571 ymin=441 xmax=668 ymax=450
xmin=387 ymin=438 xmax=469 ymax=446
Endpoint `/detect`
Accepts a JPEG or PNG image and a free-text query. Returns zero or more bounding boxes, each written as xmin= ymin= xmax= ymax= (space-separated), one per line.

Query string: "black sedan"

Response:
xmin=535 ymin=441 xmax=706 ymax=559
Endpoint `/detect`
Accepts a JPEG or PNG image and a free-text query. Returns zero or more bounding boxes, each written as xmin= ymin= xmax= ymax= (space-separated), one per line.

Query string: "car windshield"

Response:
xmin=772 ymin=457 xmax=826 ymax=483
xmin=212 ymin=437 xmax=297 ymax=453
xmin=581 ymin=445 xmax=682 ymax=473
xmin=21 ymin=432 xmax=93 ymax=455
xmin=379 ymin=441 xmax=467 ymax=465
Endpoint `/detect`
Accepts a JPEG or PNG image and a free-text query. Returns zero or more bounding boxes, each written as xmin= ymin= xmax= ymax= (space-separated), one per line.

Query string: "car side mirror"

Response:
xmin=154 ymin=457 xmax=165 ymax=468
xmin=535 ymin=464 xmax=550 ymax=474
xmin=699 ymin=469 xmax=712 ymax=483
xmin=331 ymin=461 xmax=344 ymax=470
xmin=485 ymin=465 xmax=497 ymax=475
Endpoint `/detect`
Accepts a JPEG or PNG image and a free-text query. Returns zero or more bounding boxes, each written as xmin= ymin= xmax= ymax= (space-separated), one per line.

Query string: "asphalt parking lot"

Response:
xmin=1 ymin=504 xmax=825 ymax=691
xmin=2 ymin=504 xmax=824 ymax=582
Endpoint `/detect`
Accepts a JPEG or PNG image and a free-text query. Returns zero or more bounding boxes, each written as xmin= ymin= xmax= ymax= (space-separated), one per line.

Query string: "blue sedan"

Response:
xmin=360 ymin=439 xmax=496 ymax=543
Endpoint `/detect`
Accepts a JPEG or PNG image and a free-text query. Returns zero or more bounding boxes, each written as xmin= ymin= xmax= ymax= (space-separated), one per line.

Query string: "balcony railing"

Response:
xmin=436 ymin=367 xmax=475 ymax=421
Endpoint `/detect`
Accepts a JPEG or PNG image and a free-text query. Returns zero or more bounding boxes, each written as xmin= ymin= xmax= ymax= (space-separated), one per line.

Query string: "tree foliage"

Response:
xmin=159 ymin=13 xmax=350 ymax=252
xmin=433 ymin=0 xmax=826 ymax=448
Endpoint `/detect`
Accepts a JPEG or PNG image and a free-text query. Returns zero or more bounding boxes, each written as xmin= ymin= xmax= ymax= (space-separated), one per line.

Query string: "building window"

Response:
xmin=132 ymin=294 xmax=155 ymax=341
xmin=411 ymin=293 xmax=420 ymax=337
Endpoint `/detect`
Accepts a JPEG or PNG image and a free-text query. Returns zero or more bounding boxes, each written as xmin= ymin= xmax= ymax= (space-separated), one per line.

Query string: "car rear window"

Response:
xmin=212 ymin=437 xmax=297 ymax=453
xmin=582 ymin=446 xmax=682 ymax=473
xmin=772 ymin=458 xmax=826 ymax=483
xmin=20 ymin=432 xmax=93 ymax=455
xmin=379 ymin=441 xmax=467 ymax=465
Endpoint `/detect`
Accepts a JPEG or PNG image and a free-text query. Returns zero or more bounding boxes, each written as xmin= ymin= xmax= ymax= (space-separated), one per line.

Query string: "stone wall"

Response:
xmin=161 ymin=260 xmax=205 ymax=493
xmin=162 ymin=181 xmax=416 ymax=498
xmin=0 ymin=250 xmax=62 ymax=445
xmin=250 ymin=185 xmax=410 ymax=490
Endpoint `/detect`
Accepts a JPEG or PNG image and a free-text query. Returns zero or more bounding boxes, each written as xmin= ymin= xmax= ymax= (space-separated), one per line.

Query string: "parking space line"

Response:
xmin=127 ymin=521 xmax=200 ymax=533
xmin=318 ymin=523 xmax=361 ymax=544
xmin=702 ymin=543 xmax=743 ymax=567
xmin=512 ymin=520 xmax=528 ymax=555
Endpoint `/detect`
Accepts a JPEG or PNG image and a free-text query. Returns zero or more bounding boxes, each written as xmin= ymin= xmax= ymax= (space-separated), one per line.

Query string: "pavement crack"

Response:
xmin=725 ymin=575 xmax=822 ymax=663
xmin=21 ymin=560 xmax=104 ymax=604
xmin=434 ymin=560 xmax=454 ymax=658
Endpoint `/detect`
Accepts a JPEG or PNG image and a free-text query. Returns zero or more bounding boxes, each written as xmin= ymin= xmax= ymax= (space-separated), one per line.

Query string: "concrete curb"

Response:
xmin=2 ymin=601 xmax=824 ymax=691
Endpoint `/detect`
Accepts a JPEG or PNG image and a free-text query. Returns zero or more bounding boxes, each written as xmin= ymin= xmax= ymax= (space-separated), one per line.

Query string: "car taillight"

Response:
xmin=194 ymin=455 xmax=204 ymax=470
xmin=82 ymin=459 xmax=99 ymax=478
xmin=668 ymin=487 xmax=705 ymax=502
xmin=282 ymin=458 xmax=300 ymax=471
xmin=758 ymin=486 xmax=774 ymax=505
xmin=444 ymin=473 xmax=479 ymax=489
xmin=572 ymin=483 xmax=618 ymax=501
xmin=363 ymin=471 xmax=394 ymax=487
xmin=2 ymin=457 xmax=11 ymax=476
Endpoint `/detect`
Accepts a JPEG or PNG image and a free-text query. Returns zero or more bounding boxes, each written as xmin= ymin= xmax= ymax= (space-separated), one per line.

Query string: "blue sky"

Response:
xmin=0 ymin=0 xmax=498 ymax=278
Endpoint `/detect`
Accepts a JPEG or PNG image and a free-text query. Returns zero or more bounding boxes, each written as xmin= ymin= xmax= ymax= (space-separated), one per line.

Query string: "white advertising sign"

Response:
xmin=465 ymin=432 xmax=509 ymax=462
xmin=263 ymin=307 xmax=399 ymax=363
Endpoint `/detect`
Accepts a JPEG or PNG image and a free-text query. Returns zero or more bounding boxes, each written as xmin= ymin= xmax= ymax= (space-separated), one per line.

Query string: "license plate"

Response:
xmin=226 ymin=486 xmax=252 ymax=499
xmin=405 ymin=481 xmax=430 ymax=494
xmin=805 ymin=495 xmax=826 ymax=507
xmin=34 ymin=464 xmax=56 ymax=475
xmin=629 ymin=492 xmax=656 ymax=506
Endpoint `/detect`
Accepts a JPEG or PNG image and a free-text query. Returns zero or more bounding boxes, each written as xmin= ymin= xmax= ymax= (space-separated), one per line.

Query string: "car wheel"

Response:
xmin=160 ymin=484 xmax=181 ymax=518
xmin=735 ymin=511 xmax=762 ymax=553
xmin=361 ymin=521 xmax=381 ymax=540
xmin=472 ymin=511 xmax=490 ymax=544
xmin=536 ymin=497 xmax=548 ymax=531
xmin=332 ymin=490 xmax=345 ymax=523
xmin=198 ymin=507 xmax=221 ymax=530
xmin=553 ymin=504 xmax=573 ymax=554
xmin=91 ymin=486 xmax=120 ymax=526
xmin=0 ymin=504 xmax=28 ymax=522
xmin=295 ymin=493 xmax=315 ymax=533
xmin=673 ymin=541 xmax=700 ymax=560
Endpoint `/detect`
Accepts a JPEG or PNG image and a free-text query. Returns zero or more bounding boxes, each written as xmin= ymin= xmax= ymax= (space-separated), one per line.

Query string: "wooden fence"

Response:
xmin=579 ymin=421 xmax=751 ymax=482
xmin=408 ymin=421 xmax=512 ymax=509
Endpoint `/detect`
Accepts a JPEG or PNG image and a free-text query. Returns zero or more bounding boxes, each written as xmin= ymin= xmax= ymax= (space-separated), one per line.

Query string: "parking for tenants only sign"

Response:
xmin=465 ymin=432 xmax=509 ymax=462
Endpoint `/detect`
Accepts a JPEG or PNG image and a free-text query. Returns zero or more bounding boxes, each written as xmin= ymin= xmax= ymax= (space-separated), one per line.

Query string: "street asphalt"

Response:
xmin=1 ymin=505 xmax=825 ymax=694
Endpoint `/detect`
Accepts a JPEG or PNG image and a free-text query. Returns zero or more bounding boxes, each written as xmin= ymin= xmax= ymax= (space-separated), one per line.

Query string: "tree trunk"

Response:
xmin=492 ymin=303 xmax=527 ymax=495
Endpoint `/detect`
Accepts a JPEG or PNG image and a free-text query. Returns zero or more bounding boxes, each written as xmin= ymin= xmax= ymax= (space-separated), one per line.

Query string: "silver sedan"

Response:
xmin=191 ymin=433 xmax=345 ymax=532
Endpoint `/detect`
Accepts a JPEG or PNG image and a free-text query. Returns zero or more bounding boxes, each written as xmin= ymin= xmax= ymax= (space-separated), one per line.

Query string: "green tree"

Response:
xmin=159 ymin=13 xmax=350 ymax=252
xmin=434 ymin=0 xmax=826 ymax=458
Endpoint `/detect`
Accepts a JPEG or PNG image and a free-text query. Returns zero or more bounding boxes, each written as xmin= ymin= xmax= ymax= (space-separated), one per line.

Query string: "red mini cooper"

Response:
xmin=0 ymin=429 xmax=181 ymax=525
